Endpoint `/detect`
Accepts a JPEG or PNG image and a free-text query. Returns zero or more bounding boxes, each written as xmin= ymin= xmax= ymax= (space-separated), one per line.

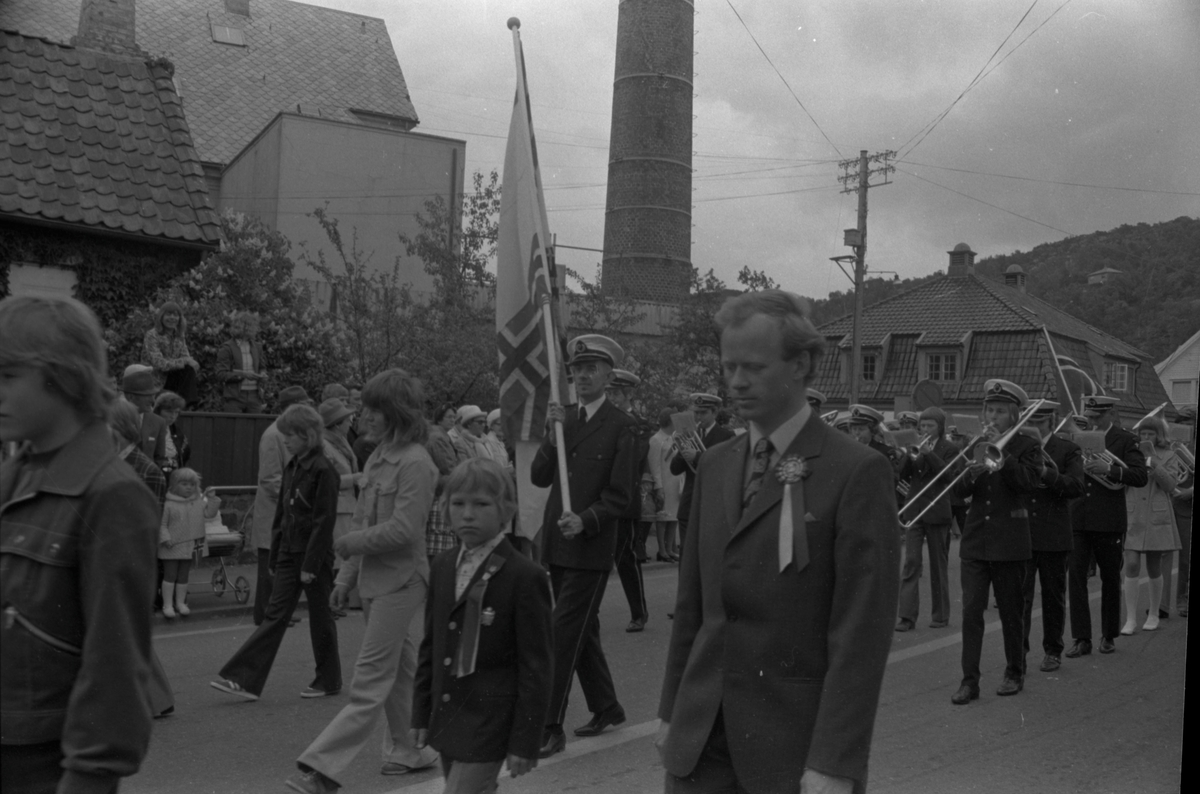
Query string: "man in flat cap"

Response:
xmin=531 ymin=335 xmax=640 ymax=755
xmin=669 ymin=393 xmax=735 ymax=551
xmin=950 ymin=379 xmax=1041 ymax=704
xmin=606 ymin=369 xmax=653 ymax=632
xmin=1066 ymin=395 xmax=1147 ymax=657
xmin=120 ymin=367 xmax=169 ymax=470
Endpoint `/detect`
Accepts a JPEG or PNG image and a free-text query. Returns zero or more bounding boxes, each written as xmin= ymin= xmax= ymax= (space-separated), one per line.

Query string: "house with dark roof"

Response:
xmin=1155 ymin=328 xmax=1200 ymax=413
xmin=0 ymin=17 xmax=219 ymax=302
xmin=813 ymin=243 xmax=1179 ymax=424
xmin=2 ymin=0 xmax=466 ymax=301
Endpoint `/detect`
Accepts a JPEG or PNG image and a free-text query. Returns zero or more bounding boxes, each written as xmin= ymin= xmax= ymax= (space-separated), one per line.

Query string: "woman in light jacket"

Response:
xmin=319 ymin=398 xmax=360 ymax=616
xmin=1121 ymin=415 xmax=1182 ymax=634
xmin=288 ymin=369 xmax=440 ymax=793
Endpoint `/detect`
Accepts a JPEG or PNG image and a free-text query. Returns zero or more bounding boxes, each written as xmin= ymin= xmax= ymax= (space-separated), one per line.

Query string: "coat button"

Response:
xmin=49 ymin=543 xmax=60 ymax=555
xmin=442 ymin=693 xmax=451 ymax=702
xmin=448 ymin=622 xmax=456 ymax=630
xmin=13 ymin=535 xmax=24 ymax=544
xmin=443 ymin=657 xmax=452 ymax=666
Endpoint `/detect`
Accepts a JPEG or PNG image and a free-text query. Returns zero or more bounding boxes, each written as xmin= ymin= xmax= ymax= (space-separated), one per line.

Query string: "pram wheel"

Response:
xmin=212 ymin=567 xmax=227 ymax=596
xmin=233 ymin=576 xmax=250 ymax=604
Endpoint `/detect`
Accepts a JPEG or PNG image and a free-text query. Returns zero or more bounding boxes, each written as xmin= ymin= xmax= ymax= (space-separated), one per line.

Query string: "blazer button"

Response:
xmin=443 ymin=657 xmax=452 ymax=666
xmin=442 ymin=693 xmax=451 ymax=702
xmin=448 ymin=622 xmax=457 ymax=630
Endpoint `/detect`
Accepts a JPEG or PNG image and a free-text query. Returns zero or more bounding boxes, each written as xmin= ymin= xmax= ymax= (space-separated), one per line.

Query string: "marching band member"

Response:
xmin=669 ymin=394 xmax=735 ymax=551
xmin=897 ymin=411 xmax=920 ymax=432
xmin=951 ymin=380 xmax=1041 ymax=703
xmin=1021 ymin=401 xmax=1084 ymax=673
xmin=1066 ymin=396 xmax=1147 ymax=658
xmin=606 ymin=369 xmax=652 ymax=633
xmin=806 ymin=388 xmax=827 ymax=412
xmin=895 ymin=406 xmax=958 ymax=631
xmin=1120 ymin=414 xmax=1181 ymax=634
xmin=847 ymin=404 xmax=904 ymax=500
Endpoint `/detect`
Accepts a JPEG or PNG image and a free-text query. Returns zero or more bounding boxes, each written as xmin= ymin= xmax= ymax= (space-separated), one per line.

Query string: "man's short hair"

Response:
xmin=108 ymin=398 xmax=142 ymax=445
xmin=441 ymin=457 xmax=518 ymax=525
xmin=154 ymin=391 xmax=187 ymax=413
xmin=714 ymin=290 xmax=826 ymax=367
xmin=0 ymin=295 xmax=114 ymax=421
xmin=362 ymin=368 xmax=428 ymax=447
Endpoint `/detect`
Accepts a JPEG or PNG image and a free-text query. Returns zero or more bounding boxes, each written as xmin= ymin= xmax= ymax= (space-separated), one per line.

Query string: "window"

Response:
xmin=1172 ymin=380 xmax=1196 ymax=404
xmin=861 ymin=353 xmax=877 ymax=382
xmin=1103 ymin=361 xmax=1129 ymax=392
xmin=211 ymin=24 xmax=245 ymax=46
xmin=927 ymin=353 xmax=958 ymax=382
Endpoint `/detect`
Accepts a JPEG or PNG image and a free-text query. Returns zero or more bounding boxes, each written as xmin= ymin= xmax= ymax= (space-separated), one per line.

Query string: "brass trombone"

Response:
xmin=898 ymin=415 xmax=985 ymax=528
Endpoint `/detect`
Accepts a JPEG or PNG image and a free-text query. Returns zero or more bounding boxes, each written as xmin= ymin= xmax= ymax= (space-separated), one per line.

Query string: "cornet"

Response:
xmin=907 ymin=433 xmax=937 ymax=460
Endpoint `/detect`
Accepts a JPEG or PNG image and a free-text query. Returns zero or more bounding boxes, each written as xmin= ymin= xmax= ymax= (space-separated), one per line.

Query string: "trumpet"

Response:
xmin=907 ymin=433 xmax=937 ymax=460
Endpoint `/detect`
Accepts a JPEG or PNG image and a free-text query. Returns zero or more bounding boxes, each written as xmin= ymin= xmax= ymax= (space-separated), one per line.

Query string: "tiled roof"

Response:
xmin=0 ymin=31 xmax=220 ymax=245
xmin=0 ymin=0 xmax=419 ymax=166
xmin=871 ymin=334 xmax=919 ymax=400
xmin=955 ymin=332 xmax=1055 ymax=403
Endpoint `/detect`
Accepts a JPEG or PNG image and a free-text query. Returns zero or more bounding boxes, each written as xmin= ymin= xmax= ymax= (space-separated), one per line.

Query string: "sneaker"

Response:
xmin=300 ymin=687 xmax=340 ymax=699
xmin=285 ymin=769 xmax=339 ymax=794
xmin=380 ymin=752 xmax=439 ymax=775
xmin=209 ymin=679 xmax=258 ymax=701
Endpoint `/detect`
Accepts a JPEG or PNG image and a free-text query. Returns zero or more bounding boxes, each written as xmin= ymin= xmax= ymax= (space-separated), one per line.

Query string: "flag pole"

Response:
xmin=510 ymin=18 xmax=571 ymax=513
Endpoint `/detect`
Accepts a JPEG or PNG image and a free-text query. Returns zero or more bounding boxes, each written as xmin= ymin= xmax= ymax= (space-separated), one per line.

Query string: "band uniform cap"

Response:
xmin=457 ymin=404 xmax=486 ymax=424
xmin=983 ymin=379 xmax=1028 ymax=408
xmin=486 ymin=408 xmax=501 ymax=425
xmin=848 ymin=404 xmax=884 ymax=426
xmin=806 ymin=389 xmax=827 ymax=408
xmin=1070 ymin=414 xmax=1090 ymax=430
xmin=1030 ymin=400 xmax=1060 ymax=418
xmin=120 ymin=368 xmax=160 ymax=396
xmin=609 ymin=369 xmax=641 ymax=389
xmin=318 ymin=398 xmax=354 ymax=428
xmin=567 ymin=334 xmax=623 ymax=368
xmin=834 ymin=412 xmax=852 ymax=430
xmin=1082 ymin=394 xmax=1120 ymax=415
xmin=277 ymin=385 xmax=311 ymax=410
xmin=896 ymin=411 xmax=920 ymax=424
xmin=690 ymin=393 xmax=722 ymax=410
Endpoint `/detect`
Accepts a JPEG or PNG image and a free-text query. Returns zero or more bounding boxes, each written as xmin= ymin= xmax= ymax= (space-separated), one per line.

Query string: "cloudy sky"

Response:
xmin=315 ymin=0 xmax=1199 ymax=300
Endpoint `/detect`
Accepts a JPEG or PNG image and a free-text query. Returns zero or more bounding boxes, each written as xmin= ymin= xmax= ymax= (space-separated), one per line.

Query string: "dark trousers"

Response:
xmin=1069 ymin=531 xmax=1124 ymax=641
xmin=614 ymin=519 xmax=647 ymax=623
xmin=163 ymin=364 xmax=198 ymax=406
xmin=961 ymin=558 xmax=1027 ymax=688
xmin=220 ymin=552 xmax=341 ymax=697
xmin=546 ymin=565 xmax=618 ymax=727
xmin=0 ymin=741 xmax=111 ymax=794
xmin=1023 ymin=550 xmax=1070 ymax=658
xmin=664 ymin=710 xmax=751 ymax=794
xmin=254 ymin=548 xmax=274 ymax=625
xmin=951 ymin=503 xmax=968 ymax=537
xmin=898 ymin=521 xmax=951 ymax=625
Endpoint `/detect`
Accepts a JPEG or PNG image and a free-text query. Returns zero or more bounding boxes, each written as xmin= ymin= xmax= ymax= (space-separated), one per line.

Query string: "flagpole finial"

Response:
xmin=507 ymin=17 xmax=521 ymax=30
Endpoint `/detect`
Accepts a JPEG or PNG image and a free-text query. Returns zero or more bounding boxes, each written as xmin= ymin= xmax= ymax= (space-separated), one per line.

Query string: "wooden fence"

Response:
xmin=175 ymin=411 xmax=276 ymax=487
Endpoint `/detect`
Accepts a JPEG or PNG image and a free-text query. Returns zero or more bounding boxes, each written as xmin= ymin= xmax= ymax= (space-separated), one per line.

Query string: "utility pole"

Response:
xmin=838 ymin=149 xmax=894 ymax=404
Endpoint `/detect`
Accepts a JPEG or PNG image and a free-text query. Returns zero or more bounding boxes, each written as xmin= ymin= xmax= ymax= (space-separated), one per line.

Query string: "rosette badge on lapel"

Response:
xmin=775 ymin=455 xmax=811 ymax=573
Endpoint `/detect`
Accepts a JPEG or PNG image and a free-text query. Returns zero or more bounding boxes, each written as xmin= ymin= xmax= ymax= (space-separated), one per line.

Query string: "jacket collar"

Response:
xmin=568 ymin=398 xmax=615 ymax=452
xmin=451 ymin=536 xmax=514 ymax=610
xmin=731 ymin=413 xmax=829 ymax=540
xmin=4 ymin=422 xmax=117 ymax=501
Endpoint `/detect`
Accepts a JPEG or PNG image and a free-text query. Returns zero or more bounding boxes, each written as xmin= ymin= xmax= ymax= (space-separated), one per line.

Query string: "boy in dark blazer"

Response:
xmin=413 ymin=458 xmax=553 ymax=792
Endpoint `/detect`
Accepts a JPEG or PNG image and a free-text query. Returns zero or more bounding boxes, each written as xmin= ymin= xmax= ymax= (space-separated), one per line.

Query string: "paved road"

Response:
xmin=129 ymin=543 xmax=1186 ymax=793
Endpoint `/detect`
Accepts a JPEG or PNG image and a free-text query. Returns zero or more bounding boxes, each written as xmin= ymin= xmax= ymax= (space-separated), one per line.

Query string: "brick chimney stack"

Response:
xmin=600 ymin=0 xmax=694 ymax=303
xmin=946 ymin=242 xmax=976 ymax=279
xmin=75 ymin=0 xmax=144 ymax=58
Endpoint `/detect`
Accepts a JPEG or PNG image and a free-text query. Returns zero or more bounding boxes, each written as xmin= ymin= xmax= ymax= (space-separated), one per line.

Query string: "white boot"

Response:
xmin=174 ymin=582 xmax=190 ymax=617
xmin=1143 ymin=577 xmax=1162 ymax=630
xmin=161 ymin=582 xmax=177 ymax=619
xmin=1120 ymin=575 xmax=1139 ymax=635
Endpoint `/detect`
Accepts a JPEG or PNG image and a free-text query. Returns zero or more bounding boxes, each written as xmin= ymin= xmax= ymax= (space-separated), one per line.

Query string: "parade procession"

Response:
xmin=1 ymin=2 xmax=1195 ymax=794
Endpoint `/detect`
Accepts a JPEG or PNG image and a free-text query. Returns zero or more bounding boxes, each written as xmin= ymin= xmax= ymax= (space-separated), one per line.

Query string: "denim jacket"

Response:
xmin=268 ymin=447 xmax=339 ymax=574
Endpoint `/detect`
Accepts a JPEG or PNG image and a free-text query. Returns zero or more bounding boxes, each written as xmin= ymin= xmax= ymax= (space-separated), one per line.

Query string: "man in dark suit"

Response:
xmin=669 ymin=393 xmax=736 ymax=550
xmin=120 ymin=367 xmax=168 ymax=470
xmin=1022 ymin=401 xmax=1084 ymax=673
xmin=657 ymin=291 xmax=900 ymax=794
xmin=531 ymin=335 xmax=640 ymax=757
xmin=896 ymin=406 xmax=959 ymax=631
xmin=607 ymin=369 xmax=653 ymax=632
xmin=951 ymin=379 xmax=1042 ymax=703
xmin=1066 ymin=395 xmax=1148 ymax=657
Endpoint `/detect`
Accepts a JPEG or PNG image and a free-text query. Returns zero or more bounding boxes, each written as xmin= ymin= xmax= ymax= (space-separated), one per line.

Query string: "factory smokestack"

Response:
xmin=601 ymin=0 xmax=694 ymax=303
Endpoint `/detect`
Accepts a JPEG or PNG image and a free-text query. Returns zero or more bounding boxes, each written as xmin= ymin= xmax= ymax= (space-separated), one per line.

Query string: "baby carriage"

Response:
xmin=192 ymin=507 xmax=251 ymax=604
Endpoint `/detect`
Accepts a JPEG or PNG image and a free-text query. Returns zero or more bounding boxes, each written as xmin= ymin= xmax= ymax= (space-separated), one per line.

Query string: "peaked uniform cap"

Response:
xmin=568 ymin=335 xmax=624 ymax=367
xmin=848 ymin=404 xmax=884 ymax=426
xmin=806 ymin=389 xmax=827 ymax=408
xmin=834 ymin=412 xmax=852 ymax=430
xmin=1082 ymin=395 xmax=1120 ymax=415
xmin=983 ymin=379 xmax=1028 ymax=408
xmin=897 ymin=411 xmax=920 ymax=424
xmin=690 ymin=393 xmax=722 ymax=409
xmin=609 ymin=369 xmax=641 ymax=389
xmin=1030 ymin=400 xmax=1060 ymax=418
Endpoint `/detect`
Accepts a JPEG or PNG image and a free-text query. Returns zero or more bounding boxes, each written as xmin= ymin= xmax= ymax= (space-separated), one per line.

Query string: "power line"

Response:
xmin=900 ymin=160 xmax=1200 ymax=197
xmin=897 ymin=167 xmax=1074 ymax=236
xmin=722 ymin=0 xmax=842 ymax=158
xmin=973 ymin=0 xmax=1078 ymax=86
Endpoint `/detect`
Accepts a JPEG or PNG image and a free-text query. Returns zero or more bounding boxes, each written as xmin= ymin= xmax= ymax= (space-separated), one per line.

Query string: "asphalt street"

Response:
xmin=130 ymin=541 xmax=1187 ymax=794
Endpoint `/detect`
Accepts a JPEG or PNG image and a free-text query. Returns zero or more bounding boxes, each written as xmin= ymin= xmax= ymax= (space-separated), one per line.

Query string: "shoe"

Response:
xmin=1143 ymin=613 xmax=1160 ymax=631
xmin=380 ymin=754 xmax=439 ymax=775
xmin=894 ymin=619 xmax=915 ymax=632
xmin=996 ymin=678 xmax=1023 ymax=696
xmin=300 ymin=687 xmax=340 ymax=698
xmin=1158 ymin=608 xmax=1169 ymax=620
xmin=626 ymin=618 xmax=646 ymax=633
xmin=656 ymin=553 xmax=673 ymax=563
xmin=1098 ymin=637 xmax=1116 ymax=654
xmin=950 ymin=685 xmax=979 ymax=705
xmin=538 ymin=729 xmax=566 ymax=758
xmin=1064 ymin=640 xmax=1091 ymax=658
xmin=1039 ymin=654 xmax=1061 ymax=672
xmin=161 ymin=582 xmax=177 ymax=619
xmin=1120 ymin=620 xmax=1136 ymax=636
xmin=929 ymin=620 xmax=949 ymax=629
xmin=154 ymin=705 xmax=175 ymax=719
xmin=285 ymin=769 xmax=339 ymax=794
xmin=574 ymin=704 xmax=626 ymax=736
xmin=209 ymin=678 xmax=258 ymax=701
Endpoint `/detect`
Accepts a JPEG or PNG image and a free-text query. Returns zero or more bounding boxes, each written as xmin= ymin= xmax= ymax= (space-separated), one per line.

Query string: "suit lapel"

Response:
xmin=731 ymin=416 xmax=828 ymax=540
xmin=567 ymin=400 xmax=611 ymax=453
xmin=451 ymin=538 xmax=512 ymax=611
xmin=721 ymin=433 xmax=750 ymax=534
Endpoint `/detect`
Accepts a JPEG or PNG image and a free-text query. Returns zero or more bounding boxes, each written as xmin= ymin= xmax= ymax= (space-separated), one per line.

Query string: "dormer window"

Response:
xmin=1103 ymin=361 xmax=1129 ymax=392
xmin=927 ymin=352 xmax=958 ymax=382
xmin=862 ymin=353 xmax=878 ymax=382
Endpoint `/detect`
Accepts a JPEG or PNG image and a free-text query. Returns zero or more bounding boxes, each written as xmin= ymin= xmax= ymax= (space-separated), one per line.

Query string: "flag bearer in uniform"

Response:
xmin=606 ymin=369 xmax=652 ymax=632
xmin=1066 ymin=395 xmax=1147 ymax=658
xmin=1022 ymin=401 xmax=1084 ymax=673
xmin=532 ymin=335 xmax=640 ymax=757
xmin=951 ymin=380 xmax=1041 ymax=704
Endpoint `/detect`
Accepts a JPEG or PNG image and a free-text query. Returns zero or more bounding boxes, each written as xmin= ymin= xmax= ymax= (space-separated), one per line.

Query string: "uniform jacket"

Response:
xmin=531 ymin=399 xmax=639 ymax=570
xmin=618 ymin=411 xmax=655 ymax=521
xmin=214 ymin=338 xmax=266 ymax=403
xmin=335 ymin=440 xmax=437 ymax=598
xmin=252 ymin=420 xmax=291 ymax=550
xmin=0 ymin=423 xmax=158 ymax=790
xmin=1027 ymin=434 xmax=1084 ymax=552
xmin=898 ymin=438 xmax=959 ymax=525
xmin=413 ymin=538 xmax=553 ymax=763
xmin=269 ymin=448 xmax=339 ymax=574
xmin=1073 ymin=424 xmax=1149 ymax=534
xmin=669 ymin=422 xmax=736 ymax=523
xmin=659 ymin=416 xmax=901 ymax=794
xmin=953 ymin=433 xmax=1041 ymax=561
xmin=137 ymin=409 xmax=168 ymax=470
